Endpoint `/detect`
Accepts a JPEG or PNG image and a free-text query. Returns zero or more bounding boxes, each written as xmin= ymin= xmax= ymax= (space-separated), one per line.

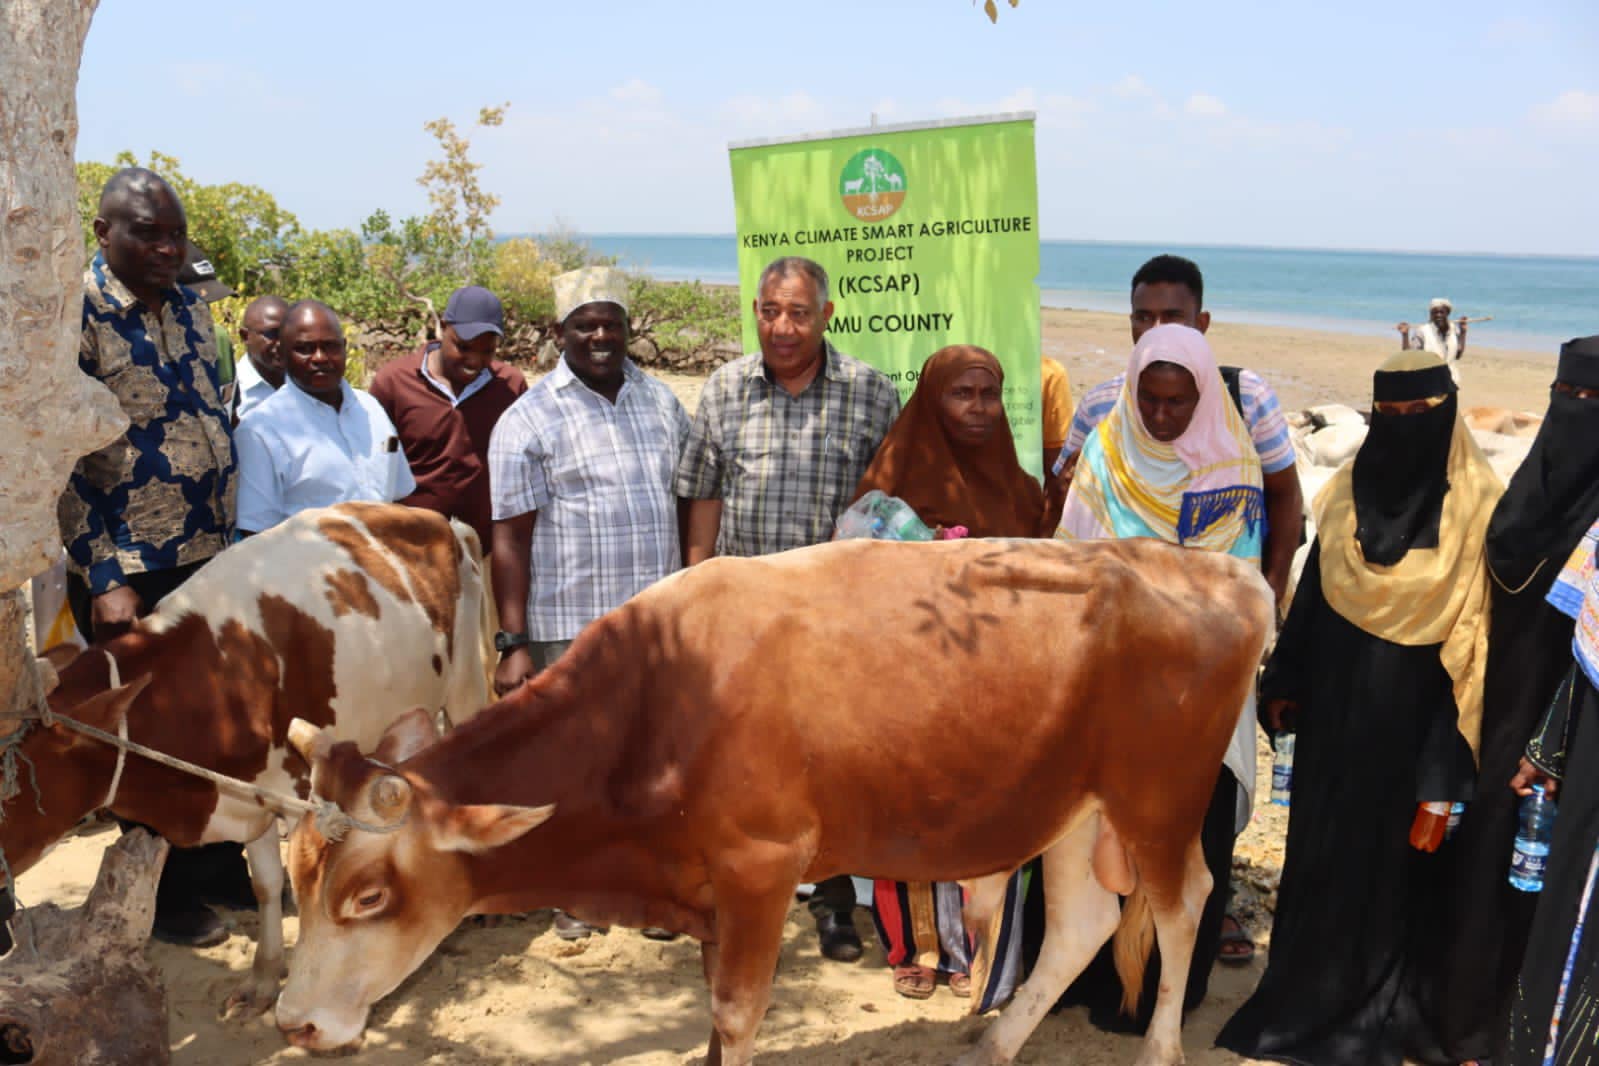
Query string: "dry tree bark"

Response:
xmin=0 ymin=830 xmax=171 ymax=1066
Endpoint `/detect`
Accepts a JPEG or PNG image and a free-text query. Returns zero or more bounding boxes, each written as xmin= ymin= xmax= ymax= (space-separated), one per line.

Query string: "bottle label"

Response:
xmin=1271 ymin=765 xmax=1292 ymax=793
xmin=1511 ymin=844 xmax=1548 ymax=882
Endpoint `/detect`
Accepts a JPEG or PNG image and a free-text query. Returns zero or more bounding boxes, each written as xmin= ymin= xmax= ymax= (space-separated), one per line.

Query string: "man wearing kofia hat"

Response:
xmin=1399 ymin=297 xmax=1469 ymax=386
xmin=487 ymin=265 xmax=690 ymax=941
xmin=487 ymin=266 xmax=689 ymax=687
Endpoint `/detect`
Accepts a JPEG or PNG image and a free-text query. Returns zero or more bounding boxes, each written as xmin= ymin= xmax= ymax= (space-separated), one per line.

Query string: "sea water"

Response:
xmin=539 ymin=233 xmax=1599 ymax=353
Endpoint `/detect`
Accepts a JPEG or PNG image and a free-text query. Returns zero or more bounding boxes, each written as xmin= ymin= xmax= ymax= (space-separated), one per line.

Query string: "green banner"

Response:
xmin=728 ymin=114 xmax=1042 ymax=478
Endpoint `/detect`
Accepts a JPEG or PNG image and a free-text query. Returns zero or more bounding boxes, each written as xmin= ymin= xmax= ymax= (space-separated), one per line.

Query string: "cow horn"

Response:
xmin=287 ymin=718 xmax=334 ymax=764
xmin=366 ymin=774 xmax=412 ymax=825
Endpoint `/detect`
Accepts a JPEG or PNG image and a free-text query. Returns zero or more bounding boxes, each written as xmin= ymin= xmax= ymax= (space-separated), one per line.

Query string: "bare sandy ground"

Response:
xmin=9 ymin=307 xmax=1558 ymax=1063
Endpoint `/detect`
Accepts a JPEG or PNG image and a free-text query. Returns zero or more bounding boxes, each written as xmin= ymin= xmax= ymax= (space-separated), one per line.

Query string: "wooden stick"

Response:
xmin=1459 ymin=315 xmax=1494 ymax=324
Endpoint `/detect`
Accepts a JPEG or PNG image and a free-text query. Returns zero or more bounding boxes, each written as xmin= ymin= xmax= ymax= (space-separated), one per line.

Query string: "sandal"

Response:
xmin=893 ymin=964 xmax=936 ymax=1000
xmin=1218 ymin=914 xmax=1255 ymax=965
xmin=948 ymin=971 xmax=972 ymax=998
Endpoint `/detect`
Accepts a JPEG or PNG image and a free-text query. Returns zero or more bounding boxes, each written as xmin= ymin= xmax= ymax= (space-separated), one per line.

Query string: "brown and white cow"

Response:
xmin=2 ymin=502 xmax=492 ymax=1015
xmin=277 ymin=536 xmax=1272 ymax=1064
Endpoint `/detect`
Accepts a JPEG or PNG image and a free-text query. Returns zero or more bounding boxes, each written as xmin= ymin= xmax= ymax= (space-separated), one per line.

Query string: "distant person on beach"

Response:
xmin=1399 ymin=297 xmax=1468 ymax=386
xmin=675 ymin=255 xmax=899 ymax=966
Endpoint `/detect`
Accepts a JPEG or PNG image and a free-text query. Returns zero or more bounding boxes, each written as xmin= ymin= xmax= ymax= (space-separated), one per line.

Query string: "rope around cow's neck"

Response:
xmin=0 ymin=649 xmax=408 ymax=846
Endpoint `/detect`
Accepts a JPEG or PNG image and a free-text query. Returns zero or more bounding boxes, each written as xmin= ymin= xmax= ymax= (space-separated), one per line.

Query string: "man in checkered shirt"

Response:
xmin=674 ymin=255 xmax=900 ymax=964
xmin=488 ymin=265 xmax=690 ymax=694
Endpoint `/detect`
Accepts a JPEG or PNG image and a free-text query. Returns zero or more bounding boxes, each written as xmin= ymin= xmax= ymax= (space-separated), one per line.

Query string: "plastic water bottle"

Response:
xmin=1269 ymin=733 xmax=1295 ymax=806
xmin=1509 ymin=785 xmax=1557 ymax=892
xmin=1445 ymin=801 xmax=1466 ymax=841
xmin=871 ymin=495 xmax=934 ymax=541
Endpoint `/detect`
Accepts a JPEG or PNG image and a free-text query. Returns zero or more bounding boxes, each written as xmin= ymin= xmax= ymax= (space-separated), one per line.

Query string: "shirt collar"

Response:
xmin=552 ymin=353 xmax=642 ymax=396
xmin=88 ymin=251 xmax=185 ymax=316
xmin=418 ymin=342 xmax=491 ymax=402
xmin=750 ymin=341 xmax=841 ymax=386
xmin=285 ymin=376 xmax=354 ymax=414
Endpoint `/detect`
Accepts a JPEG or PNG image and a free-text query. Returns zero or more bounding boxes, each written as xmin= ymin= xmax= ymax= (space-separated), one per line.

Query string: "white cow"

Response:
xmin=2 ymin=502 xmax=494 ymax=1016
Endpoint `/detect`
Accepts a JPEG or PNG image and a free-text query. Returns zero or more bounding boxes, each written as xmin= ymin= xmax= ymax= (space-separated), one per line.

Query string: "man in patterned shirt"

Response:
xmin=58 ymin=167 xmax=245 ymax=948
xmin=674 ymin=255 xmax=900 ymax=964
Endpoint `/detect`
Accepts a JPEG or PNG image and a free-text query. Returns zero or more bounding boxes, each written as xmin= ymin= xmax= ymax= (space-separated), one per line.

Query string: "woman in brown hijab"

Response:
xmin=851 ymin=345 xmax=1047 ymax=1009
xmin=851 ymin=345 xmax=1046 ymax=539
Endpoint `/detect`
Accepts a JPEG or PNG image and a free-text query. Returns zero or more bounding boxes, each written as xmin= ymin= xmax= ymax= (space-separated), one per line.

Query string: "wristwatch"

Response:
xmin=493 ymin=631 xmax=533 ymax=656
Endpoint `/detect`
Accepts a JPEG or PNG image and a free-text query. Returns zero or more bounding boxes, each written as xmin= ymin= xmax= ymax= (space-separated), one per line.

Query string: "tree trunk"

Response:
xmin=1 ymin=1 xmax=116 ymax=726
xmin=0 ymin=0 xmax=120 ymax=593
xmin=0 ymin=829 xmax=171 ymax=1065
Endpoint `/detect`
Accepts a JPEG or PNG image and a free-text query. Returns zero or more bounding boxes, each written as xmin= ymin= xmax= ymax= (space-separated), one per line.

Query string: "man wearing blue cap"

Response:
xmin=371 ymin=285 xmax=527 ymax=549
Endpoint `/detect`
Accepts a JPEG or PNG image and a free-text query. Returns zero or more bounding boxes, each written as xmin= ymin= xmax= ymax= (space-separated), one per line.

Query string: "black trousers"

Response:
xmin=65 ymin=561 xmax=248 ymax=915
xmin=806 ymin=875 xmax=858 ymax=919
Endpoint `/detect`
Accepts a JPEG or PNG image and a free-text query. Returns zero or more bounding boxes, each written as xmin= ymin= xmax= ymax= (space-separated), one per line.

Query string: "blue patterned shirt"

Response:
xmin=57 ymin=254 xmax=236 ymax=594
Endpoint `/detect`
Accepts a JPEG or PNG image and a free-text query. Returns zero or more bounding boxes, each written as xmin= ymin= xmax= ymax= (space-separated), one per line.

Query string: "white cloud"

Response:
xmin=609 ymin=79 xmax=663 ymax=106
xmin=717 ymin=91 xmax=827 ymax=130
xmin=1111 ymin=74 xmax=1156 ymax=99
xmin=1184 ymin=93 xmax=1227 ymax=118
xmin=170 ymin=62 xmax=232 ymax=98
xmin=997 ymin=88 xmax=1037 ymax=112
xmin=1531 ymin=89 xmax=1599 ymax=130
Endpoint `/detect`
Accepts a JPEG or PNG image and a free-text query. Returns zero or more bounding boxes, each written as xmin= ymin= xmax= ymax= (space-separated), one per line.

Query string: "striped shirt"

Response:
xmin=489 ymin=357 xmax=691 ymax=641
xmin=1060 ymin=368 xmax=1295 ymax=475
xmin=59 ymin=254 xmax=236 ymax=595
xmin=673 ymin=344 xmax=900 ymax=557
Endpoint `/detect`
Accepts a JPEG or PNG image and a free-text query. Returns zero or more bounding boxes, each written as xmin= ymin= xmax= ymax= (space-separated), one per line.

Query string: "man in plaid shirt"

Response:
xmin=489 ymin=266 xmax=691 ymax=940
xmin=675 ymin=256 xmax=900 ymax=963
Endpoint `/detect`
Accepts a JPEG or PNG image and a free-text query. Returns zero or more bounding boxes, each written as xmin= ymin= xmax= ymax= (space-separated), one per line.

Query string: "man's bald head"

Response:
xmin=241 ymin=295 xmax=291 ymax=386
xmin=281 ymin=300 xmax=344 ymax=341
xmin=281 ymin=301 xmax=349 ymax=405
xmin=97 ymin=167 xmax=180 ymax=218
xmin=93 ymin=168 xmax=187 ymax=303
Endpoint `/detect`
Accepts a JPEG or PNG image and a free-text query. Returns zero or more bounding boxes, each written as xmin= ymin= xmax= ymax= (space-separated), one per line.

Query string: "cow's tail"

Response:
xmin=1111 ymin=881 xmax=1155 ymax=1016
xmin=447 ymin=519 xmax=498 ymax=708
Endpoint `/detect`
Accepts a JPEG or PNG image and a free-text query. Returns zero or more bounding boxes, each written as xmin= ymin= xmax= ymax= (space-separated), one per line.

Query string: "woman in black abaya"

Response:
xmin=1438 ymin=335 xmax=1599 ymax=1063
xmin=1217 ymin=351 xmax=1503 ymax=1066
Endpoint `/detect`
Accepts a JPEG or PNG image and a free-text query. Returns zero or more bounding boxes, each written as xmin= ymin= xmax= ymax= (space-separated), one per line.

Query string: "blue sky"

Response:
xmin=77 ymin=0 xmax=1598 ymax=256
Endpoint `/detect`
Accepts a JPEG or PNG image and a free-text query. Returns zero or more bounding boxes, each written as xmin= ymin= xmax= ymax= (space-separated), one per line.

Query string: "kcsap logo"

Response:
xmin=839 ymin=148 xmax=907 ymax=221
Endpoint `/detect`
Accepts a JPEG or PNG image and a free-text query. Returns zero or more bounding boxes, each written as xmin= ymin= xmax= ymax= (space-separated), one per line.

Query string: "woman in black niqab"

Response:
xmin=1436 ymin=335 xmax=1599 ymax=1062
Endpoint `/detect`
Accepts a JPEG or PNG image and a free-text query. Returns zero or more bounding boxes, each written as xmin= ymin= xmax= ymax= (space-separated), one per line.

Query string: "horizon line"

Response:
xmin=500 ymin=231 xmax=1599 ymax=262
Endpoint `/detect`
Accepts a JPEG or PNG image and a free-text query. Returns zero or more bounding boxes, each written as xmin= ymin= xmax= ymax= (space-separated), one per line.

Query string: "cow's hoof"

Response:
xmin=220 ymin=981 xmax=276 ymax=1020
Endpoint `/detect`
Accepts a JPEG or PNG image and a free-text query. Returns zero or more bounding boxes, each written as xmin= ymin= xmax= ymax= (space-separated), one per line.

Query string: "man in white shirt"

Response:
xmin=235 ymin=300 xmax=415 ymax=535
xmin=1400 ymin=297 xmax=1468 ymax=386
xmin=232 ymin=294 xmax=288 ymax=424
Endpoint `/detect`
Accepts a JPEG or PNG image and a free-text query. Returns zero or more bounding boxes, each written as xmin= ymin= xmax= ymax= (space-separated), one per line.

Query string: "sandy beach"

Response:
xmin=10 ymin=308 xmax=1561 ymax=1064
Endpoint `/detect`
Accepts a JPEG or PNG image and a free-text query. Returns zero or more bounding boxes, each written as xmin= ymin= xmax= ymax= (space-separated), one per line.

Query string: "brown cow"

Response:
xmin=1 ymin=502 xmax=492 ymax=1016
xmin=276 ymin=536 xmax=1272 ymax=1065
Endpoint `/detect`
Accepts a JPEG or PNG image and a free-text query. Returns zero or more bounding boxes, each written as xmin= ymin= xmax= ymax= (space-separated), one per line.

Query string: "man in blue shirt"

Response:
xmin=59 ymin=168 xmax=247 ymax=948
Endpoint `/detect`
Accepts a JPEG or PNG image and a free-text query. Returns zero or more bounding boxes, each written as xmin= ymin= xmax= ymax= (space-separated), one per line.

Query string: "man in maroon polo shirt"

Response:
xmin=370 ymin=286 xmax=527 ymax=548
